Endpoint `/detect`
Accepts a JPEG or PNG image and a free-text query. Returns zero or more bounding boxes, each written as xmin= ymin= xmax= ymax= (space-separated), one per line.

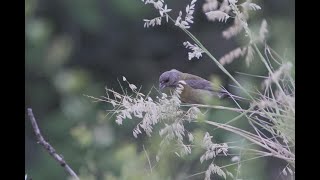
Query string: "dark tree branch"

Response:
xmin=27 ymin=108 xmax=80 ymax=180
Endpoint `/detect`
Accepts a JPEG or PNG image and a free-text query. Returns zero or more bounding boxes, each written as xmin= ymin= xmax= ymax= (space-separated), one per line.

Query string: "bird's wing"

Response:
xmin=180 ymin=83 xmax=213 ymax=104
xmin=185 ymin=79 xmax=228 ymax=99
xmin=184 ymin=79 xmax=217 ymax=91
xmin=181 ymin=72 xmax=230 ymax=98
xmin=180 ymin=73 xmax=217 ymax=91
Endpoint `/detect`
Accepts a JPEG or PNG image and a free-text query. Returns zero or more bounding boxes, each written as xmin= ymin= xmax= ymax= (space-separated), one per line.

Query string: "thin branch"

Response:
xmin=27 ymin=108 xmax=80 ymax=180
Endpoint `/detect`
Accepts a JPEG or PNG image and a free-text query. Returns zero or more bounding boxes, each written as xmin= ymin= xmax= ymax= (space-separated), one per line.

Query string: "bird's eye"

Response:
xmin=164 ymin=79 xmax=169 ymax=83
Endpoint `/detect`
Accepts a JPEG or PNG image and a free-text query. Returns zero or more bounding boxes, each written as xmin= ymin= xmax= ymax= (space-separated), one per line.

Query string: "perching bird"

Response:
xmin=159 ymin=69 xmax=231 ymax=104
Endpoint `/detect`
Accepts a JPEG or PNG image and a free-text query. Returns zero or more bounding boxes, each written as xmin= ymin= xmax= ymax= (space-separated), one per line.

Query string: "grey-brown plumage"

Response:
xmin=159 ymin=69 xmax=228 ymax=104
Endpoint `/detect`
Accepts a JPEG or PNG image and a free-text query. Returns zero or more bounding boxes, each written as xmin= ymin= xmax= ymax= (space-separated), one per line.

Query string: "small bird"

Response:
xmin=159 ymin=69 xmax=230 ymax=104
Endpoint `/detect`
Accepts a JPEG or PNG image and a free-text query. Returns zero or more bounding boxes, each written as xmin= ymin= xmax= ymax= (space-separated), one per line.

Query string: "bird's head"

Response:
xmin=159 ymin=69 xmax=181 ymax=90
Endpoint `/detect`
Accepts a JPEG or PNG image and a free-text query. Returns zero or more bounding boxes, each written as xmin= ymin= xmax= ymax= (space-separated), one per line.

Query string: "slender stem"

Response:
xmin=184 ymin=154 xmax=270 ymax=179
xmin=181 ymin=104 xmax=294 ymax=119
xmin=143 ymin=144 xmax=153 ymax=174
xmin=203 ymin=120 xmax=295 ymax=163
xmin=253 ymin=44 xmax=295 ymax=113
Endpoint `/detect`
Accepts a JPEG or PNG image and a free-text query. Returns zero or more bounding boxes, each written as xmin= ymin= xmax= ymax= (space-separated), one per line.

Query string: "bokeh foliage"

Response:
xmin=25 ymin=0 xmax=294 ymax=179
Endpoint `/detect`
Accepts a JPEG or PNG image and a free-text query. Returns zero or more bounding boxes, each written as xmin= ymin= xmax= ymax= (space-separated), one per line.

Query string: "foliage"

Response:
xmin=25 ymin=0 xmax=294 ymax=179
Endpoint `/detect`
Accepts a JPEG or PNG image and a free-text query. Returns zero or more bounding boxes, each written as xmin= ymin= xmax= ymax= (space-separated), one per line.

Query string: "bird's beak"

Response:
xmin=159 ymin=83 xmax=166 ymax=91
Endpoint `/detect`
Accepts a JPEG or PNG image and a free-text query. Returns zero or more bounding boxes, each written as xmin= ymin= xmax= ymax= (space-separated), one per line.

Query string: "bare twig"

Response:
xmin=27 ymin=108 xmax=80 ymax=180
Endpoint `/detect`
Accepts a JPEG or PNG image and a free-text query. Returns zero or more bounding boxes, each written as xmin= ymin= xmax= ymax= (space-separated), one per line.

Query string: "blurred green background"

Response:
xmin=25 ymin=0 xmax=294 ymax=179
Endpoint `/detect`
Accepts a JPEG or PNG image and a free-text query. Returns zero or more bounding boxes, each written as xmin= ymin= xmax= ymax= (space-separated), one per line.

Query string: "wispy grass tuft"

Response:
xmin=89 ymin=0 xmax=294 ymax=179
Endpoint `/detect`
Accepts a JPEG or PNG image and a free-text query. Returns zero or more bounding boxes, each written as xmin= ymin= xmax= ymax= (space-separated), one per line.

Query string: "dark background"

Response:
xmin=25 ymin=0 xmax=294 ymax=179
